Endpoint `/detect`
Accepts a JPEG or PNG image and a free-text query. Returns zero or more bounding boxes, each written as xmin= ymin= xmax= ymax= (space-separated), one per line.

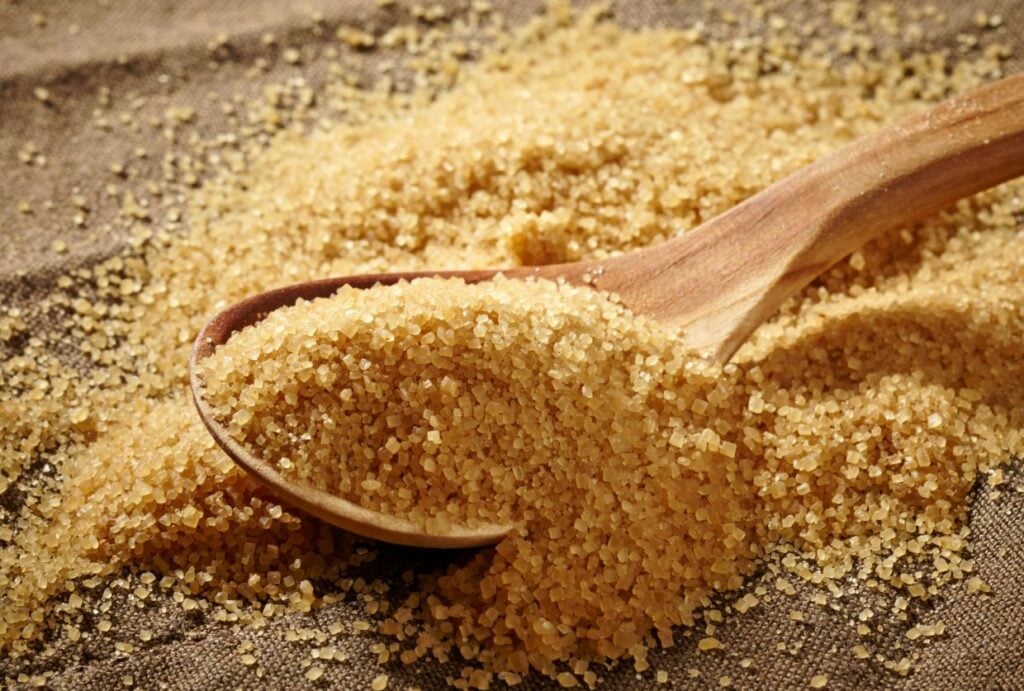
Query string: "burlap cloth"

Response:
xmin=2 ymin=1 xmax=1023 ymax=689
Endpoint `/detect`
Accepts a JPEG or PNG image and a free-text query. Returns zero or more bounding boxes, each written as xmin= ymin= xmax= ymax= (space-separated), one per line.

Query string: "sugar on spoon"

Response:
xmin=191 ymin=72 xmax=1024 ymax=549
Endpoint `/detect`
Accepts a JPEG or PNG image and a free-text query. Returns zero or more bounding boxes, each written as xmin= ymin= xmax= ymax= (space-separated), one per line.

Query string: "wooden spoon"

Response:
xmin=191 ymin=72 xmax=1024 ymax=549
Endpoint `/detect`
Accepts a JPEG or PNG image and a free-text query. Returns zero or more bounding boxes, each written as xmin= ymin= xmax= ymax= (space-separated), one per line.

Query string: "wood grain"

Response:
xmin=586 ymin=71 xmax=1024 ymax=361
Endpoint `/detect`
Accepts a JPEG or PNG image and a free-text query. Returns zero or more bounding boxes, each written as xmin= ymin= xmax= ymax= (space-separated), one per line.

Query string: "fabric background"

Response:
xmin=1 ymin=1 xmax=1023 ymax=689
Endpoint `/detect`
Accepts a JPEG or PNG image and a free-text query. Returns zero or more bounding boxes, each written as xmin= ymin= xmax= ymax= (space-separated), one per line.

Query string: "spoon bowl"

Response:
xmin=191 ymin=72 xmax=1024 ymax=548
xmin=189 ymin=270 xmax=520 ymax=548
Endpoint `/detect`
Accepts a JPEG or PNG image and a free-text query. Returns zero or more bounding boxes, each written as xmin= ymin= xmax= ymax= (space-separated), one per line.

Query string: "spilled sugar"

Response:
xmin=194 ymin=261 xmax=1024 ymax=681
xmin=1 ymin=3 xmax=1023 ymax=687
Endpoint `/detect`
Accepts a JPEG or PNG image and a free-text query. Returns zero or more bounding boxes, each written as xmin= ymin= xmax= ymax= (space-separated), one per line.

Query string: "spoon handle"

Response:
xmin=600 ymin=72 xmax=1024 ymax=362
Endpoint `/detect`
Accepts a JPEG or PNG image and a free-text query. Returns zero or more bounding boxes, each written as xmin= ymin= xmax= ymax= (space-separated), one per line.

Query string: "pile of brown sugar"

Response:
xmin=198 ymin=276 xmax=763 ymax=677
xmin=2 ymin=2 xmax=1023 ymax=688
xmin=195 ymin=242 xmax=1024 ymax=683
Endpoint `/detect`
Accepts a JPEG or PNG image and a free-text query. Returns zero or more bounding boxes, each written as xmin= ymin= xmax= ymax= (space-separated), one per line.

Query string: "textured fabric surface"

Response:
xmin=1 ymin=1 xmax=1023 ymax=689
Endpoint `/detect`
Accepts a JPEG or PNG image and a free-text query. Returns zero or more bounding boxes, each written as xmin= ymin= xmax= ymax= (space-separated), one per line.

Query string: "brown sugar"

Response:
xmin=198 ymin=275 xmax=762 ymax=664
xmin=1 ymin=2 xmax=1022 ymax=687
